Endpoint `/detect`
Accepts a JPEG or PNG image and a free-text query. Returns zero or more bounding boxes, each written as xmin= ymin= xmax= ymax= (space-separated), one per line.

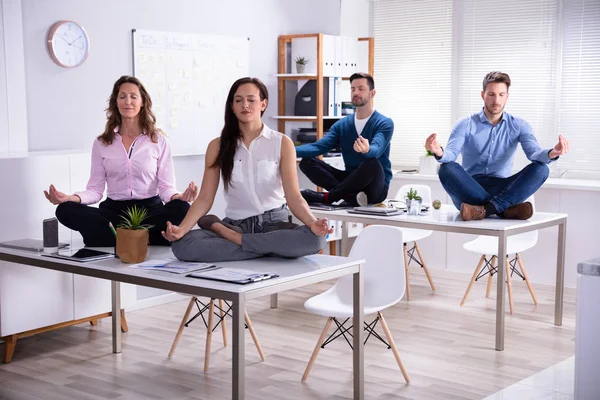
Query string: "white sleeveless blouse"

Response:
xmin=224 ymin=125 xmax=286 ymax=220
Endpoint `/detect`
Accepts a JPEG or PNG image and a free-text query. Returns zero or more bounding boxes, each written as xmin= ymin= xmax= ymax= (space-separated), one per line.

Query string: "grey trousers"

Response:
xmin=172 ymin=205 xmax=326 ymax=262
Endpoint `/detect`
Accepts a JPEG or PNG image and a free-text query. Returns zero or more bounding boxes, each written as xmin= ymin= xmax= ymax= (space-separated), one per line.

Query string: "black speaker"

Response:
xmin=43 ymin=217 xmax=59 ymax=249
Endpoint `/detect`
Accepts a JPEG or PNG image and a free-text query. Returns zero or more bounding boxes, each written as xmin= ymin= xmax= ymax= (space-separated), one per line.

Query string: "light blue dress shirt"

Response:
xmin=438 ymin=109 xmax=555 ymax=178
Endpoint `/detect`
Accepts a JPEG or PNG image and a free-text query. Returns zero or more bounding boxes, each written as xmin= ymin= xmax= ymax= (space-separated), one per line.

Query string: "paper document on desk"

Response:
xmin=131 ymin=258 xmax=216 ymax=274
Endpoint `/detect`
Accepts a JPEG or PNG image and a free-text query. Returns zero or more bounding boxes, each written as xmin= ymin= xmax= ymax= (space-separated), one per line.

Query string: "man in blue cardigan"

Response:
xmin=296 ymin=72 xmax=394 ymax=207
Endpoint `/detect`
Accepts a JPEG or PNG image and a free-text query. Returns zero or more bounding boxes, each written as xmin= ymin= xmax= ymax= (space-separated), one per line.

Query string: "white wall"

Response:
xmin=340 ymin=0 xmax=372 ymax=37
xmin=17 ymin=0 xmax=340 ymax=152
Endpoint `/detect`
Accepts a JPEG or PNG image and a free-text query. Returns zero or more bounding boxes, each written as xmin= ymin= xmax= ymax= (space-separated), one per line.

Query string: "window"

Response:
xmin=373 ymin=0 xmax=453 ymax=168
xmin=374 ymin=0 xmax=600 ymax=176
xmin=559 ymin=0 xmax=600 ymax=175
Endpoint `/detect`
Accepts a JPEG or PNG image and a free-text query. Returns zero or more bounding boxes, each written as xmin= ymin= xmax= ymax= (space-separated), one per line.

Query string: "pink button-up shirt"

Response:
xmin=75 ymin=131 xmax=178 ymax=205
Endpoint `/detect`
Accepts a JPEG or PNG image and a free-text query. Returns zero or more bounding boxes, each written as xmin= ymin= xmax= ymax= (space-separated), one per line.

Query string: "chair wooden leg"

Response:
xmin=505 ymin=258 xmax=514 ymax=315
xmin=461 ymin=255 xmax=486 ymax=306
xmin=302 ymin=317 xmax=333 ymax=382
xmin=414 ymin=242 xmax=435 ymax=291
xmin=403 ymin=244 xmax=411 ymax=300
xmin=218 ymin=299 xmax=228 ymax=347
xmin=516 ymin=254 xmax=538 ymax=305
xmin=378 ymin=312 xmax=410 ymax=383
xmin=168 ymin=297 xmax=196 ymax=358
xmin=486 ymin=256 xmax=497 ymax=298
xmin=244 ymin=311 xmax=265 ymax=361
xmin=3 ymin=335 xmax=17 ymax=363
xmin=89 ymin=319 xmax=98 ymax=327
xmin=120 ymin=309 xmax=129 ymax=333
xmin=204 ymin=299 xmax=215 ymax=372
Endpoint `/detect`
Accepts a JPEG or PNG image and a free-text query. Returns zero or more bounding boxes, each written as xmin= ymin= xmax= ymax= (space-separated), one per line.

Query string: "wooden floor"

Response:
xmin=0 ymin=268 xmax=576 ymax=400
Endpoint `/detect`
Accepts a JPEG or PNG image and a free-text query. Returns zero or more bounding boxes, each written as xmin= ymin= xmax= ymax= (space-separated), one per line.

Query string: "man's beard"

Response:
xmin=485 ymin=103 xmax=504 ymax=116
xmin=352 ymin=97 xmax=369 ymax=107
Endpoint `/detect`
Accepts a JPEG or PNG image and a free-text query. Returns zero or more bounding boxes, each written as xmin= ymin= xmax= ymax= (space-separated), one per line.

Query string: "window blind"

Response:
xmin=558 ymin=0 xmax=600 ymax=174
xmin=373 ymin=0 xmax=453 ymax=168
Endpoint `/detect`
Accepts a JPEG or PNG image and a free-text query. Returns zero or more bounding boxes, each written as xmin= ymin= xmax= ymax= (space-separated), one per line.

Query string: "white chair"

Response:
xmin=302 ymin=225 xmax=410 ymax=383
xmin=460 ymin=196 xmax=539 ymax=314
xmin=169 ymin=297 xmax=265 ymax=372
xmin=394 ymin=184 xmax=436 ymax=299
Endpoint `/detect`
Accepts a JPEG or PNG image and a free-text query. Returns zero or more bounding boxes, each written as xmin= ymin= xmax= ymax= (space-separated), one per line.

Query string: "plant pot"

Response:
xmin=296 ymin=63 xmax=306 ymax=74
xmin=405 ymin=198 xmax=422 ymax=216
xmin=116 ymin=228 xmax=149 ymax=263
xmin=419 ymin=155 xmax=439 ymax=175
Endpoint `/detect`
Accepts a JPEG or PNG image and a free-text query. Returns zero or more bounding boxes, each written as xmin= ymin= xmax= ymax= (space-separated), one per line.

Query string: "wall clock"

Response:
xmin=47 ymin=20 xmax=90 ymax=68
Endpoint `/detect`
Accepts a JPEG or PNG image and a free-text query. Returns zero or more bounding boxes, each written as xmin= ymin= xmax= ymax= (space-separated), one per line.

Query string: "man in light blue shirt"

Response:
xmin=425 ymin=71 xmax=570 ymax=221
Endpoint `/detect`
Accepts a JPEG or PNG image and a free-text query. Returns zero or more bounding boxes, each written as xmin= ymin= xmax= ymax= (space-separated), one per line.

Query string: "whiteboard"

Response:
xmin=132 ymin=29 xmax=250 ymax=156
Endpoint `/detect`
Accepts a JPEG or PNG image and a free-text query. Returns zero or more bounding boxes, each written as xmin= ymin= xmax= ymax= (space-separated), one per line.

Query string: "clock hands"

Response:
xmin=60 ymin=36 xmax=83 ymax=50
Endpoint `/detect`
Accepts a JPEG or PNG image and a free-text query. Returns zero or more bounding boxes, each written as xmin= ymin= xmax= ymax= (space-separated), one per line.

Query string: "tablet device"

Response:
xmin=43 ymin=248 xmax=115 ymax=262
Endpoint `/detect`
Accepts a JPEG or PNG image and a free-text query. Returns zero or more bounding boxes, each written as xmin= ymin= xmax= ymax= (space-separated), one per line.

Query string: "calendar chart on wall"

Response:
xmin=132 ymin=29 xmax=249 ymax=155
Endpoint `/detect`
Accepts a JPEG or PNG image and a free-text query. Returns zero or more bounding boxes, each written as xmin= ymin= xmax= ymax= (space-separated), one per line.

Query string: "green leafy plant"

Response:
xmin=425 ymin=148 xmax=435 ymax=156
xmin=295 ymin=56 xmax=309 ymax=65
xmin=117 ymin=205 xmax=154 ymax=230
xmin=405 ymin=188 xmax=422 ymax=201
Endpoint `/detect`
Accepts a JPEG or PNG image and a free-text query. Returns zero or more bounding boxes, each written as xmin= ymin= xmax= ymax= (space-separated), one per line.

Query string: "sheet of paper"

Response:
xmin=131 ymin=258 xmax=215 ymax=274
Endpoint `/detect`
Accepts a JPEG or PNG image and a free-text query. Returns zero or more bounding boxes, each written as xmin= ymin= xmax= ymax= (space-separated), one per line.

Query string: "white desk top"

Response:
xmin=312 ymin=205 xmax=567 ymax=235
xmin=0 ymin=246 xmax=364 ymax=300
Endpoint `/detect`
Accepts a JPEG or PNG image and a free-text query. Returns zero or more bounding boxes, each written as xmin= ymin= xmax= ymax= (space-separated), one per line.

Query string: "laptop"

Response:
xmin=348 ymin=207 xmax=402 ymax=216
xmin=0 ymin=238 xmax=69 ymax=252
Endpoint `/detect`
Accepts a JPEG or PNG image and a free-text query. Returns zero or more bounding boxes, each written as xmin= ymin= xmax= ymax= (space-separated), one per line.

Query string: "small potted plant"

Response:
xmin=115 ymin=205 xmax=154 ymax=263
xmin=419 ymin=147 xmax=439 ymax=175
xmin=405 ymin=188 xmax=422 ymax=216
xmin=295 ymin=56 xmax=309 ymax=74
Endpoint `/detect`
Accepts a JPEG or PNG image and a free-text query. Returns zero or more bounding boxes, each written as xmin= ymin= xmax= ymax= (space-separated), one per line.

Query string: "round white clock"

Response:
xmin=47 ymin=20 xmax=90 ymax=68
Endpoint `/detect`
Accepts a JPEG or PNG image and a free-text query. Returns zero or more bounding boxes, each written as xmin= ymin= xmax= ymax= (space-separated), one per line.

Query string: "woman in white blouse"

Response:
xmin=163 ymin=77 xmax=330 ymax=262
xmin=44 ymin=76 xmax=198 ymax=246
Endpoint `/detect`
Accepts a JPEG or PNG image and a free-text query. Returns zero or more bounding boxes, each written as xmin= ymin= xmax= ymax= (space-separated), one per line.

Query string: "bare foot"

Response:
xmin=211 ymin=223 xmax=242 ymax=245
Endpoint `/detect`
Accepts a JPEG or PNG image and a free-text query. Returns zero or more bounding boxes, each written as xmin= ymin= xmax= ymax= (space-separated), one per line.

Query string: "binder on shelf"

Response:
xmin=326 ymin=77 xmax=342 ymax=117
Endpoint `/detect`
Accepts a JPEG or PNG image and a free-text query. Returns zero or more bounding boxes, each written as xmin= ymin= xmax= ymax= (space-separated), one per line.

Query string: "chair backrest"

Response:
xmin=395 ymin=184 xmax=433 ymax=206
xmin=333 ymin=225 xmax=406 ymax=311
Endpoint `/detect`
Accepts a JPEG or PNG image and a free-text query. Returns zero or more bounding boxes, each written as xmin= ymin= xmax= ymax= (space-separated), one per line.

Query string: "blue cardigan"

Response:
xmin=295 ymin=110 xmax=394 ymax=187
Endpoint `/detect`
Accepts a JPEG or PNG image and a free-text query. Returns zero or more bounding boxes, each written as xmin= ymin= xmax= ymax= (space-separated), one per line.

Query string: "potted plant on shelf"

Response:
xmin=419 ymin=147 xmax=439 ymax=175
xmin=115 ymin=205 xmax=154 ymax=263
xmin=405 ymin=188 xmax=422 ymax=216
xmin=295 ymin=56 xmax=308 ymax=74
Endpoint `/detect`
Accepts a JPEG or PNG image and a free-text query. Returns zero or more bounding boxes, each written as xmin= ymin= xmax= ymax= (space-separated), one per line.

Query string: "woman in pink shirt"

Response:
xmin=44 ymin=76 xmax=198 ymax=247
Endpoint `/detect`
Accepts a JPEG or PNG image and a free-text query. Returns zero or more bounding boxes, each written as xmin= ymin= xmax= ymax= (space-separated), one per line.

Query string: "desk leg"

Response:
xmin=270 ymin=294 xmax=278 ymax=309
xmin=341 ymin=222 xmax=350 ymax=257
xmin=495 ymin=234 xmax=507 ymax=351
xmin=555 ymin=220 xmax=567 ymax=326
xmin=353 ymin=263 xmax=364 ymax=400
xmin=111 ymin=281 xmax=121 ymax=354
xmin=232 ymin=294 xmax=245 ymax=400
